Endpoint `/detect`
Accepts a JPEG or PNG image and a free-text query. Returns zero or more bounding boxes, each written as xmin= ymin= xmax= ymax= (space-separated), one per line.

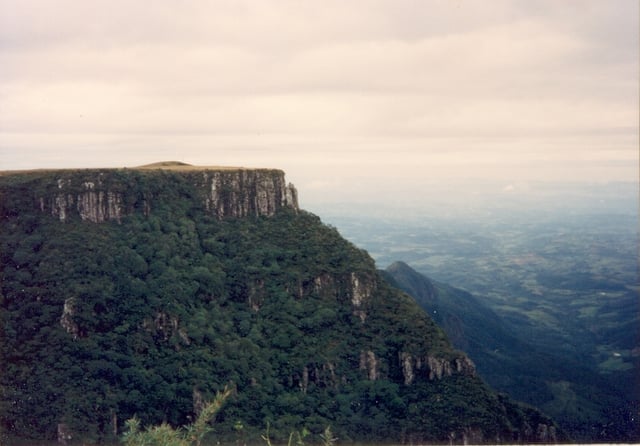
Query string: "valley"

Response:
xmin=317 ymin=185 xmax=639 ymax=441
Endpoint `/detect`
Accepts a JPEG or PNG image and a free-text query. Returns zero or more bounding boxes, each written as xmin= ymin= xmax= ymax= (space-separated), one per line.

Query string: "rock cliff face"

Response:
xmin=199 ymin=169 xmax=298 ymax=219
xmin=0 ymin=164 xmax=298 ymax=223
xmin=398 ymin=352 xmax=476 ymax=384
xmin=46 ymin=178 xmax=125 ymax=223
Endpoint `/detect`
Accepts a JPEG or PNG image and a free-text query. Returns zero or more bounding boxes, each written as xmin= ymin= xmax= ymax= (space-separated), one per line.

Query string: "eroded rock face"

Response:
xmin=44 ymin=176 xmax=124 ymax=223
xmin=399 ymin=351 xmax=476 ymax=384
xmin=200 ymin=170 xmax=298 ymax=218
xmin=143 ymin=311 xmax=190 ymax=345
xmin=60 ymin=297 xmax=79 ymax=339
xmin=350 ymin=272 xmax=374 ymax=322
xmin=448 ymin=422 xmax=558 ymax=445
xmin=8 ymin=167 xmax=299 ymax=223
xmin=76 ymin=182 xmax=123 ymax=223
xmin=305 ymin=272 xmax=375 ymax=321
xmin=359 ymin=350 xmax=379 ymax=381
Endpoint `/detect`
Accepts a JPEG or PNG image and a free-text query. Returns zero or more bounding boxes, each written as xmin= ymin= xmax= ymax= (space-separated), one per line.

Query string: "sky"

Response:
xmin=0 ymin=0 xmax=638 ymax=205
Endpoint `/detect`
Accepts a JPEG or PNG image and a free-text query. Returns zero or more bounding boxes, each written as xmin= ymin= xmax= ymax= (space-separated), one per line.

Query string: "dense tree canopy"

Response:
xmin=0 ymin=171 xmax=561 ymax=444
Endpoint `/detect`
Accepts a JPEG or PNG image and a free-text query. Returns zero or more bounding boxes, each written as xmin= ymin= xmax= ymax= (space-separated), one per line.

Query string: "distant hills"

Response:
xmin=0 ymin=165 xmax=561 ymax=444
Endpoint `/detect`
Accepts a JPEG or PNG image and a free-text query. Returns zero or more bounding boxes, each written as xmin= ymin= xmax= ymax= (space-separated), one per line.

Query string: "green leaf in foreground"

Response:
xmin=122 ymin=385 xmax=233 ymax=446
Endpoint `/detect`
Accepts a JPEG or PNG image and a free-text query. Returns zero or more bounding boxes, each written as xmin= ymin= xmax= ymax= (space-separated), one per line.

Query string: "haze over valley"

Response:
xmin=318 ymin=180 xmax=639 ymax=440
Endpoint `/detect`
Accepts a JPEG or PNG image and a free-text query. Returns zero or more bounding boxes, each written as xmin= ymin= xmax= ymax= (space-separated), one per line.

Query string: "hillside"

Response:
xmin=0 ymin=165 xmax=561 ymax=444
xmin=384 ymin=261 xmax=638 ymax=441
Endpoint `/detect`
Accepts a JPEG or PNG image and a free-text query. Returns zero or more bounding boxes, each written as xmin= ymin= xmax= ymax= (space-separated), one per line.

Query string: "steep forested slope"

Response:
xmin=385 ymin=261 xmax=639 ymax=442
xmin=0 ymin=167 xmax=561 ymax=444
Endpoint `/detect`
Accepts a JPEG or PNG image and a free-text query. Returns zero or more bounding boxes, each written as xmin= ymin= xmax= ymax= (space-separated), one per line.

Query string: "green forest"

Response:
xmin=384 ymin=261 xmax=638 ymax=441
xmin=0 ymin=169 xmax=560 ymax=444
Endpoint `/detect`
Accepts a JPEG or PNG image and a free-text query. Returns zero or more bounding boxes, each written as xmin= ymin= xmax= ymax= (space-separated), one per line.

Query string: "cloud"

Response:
xmin=0 ymin=0 xmax=637 ymax=191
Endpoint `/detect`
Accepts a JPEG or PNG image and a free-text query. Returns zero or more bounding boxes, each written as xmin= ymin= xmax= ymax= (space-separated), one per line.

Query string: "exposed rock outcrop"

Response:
xmin=350 ymin=272 xmax=373 ymax=322
xmin=359 ymin=350 xmax=380 ymax=381
xmin=200 ymin=170 xmax=298 ymax=218
xmin=1 ymin=164 xmax=298 ymax=223
xmin=143 ymin=311 xmax=190 ymax=346
xmin=308 ymin=271 xmax=375 ymax=320
xmin=60 ymin=297 xmax=79 ymax=339
xmin=46 ymin=178 xmax=124 ymax=223
xmin=399 ymin=351 xmax=475 ymax=384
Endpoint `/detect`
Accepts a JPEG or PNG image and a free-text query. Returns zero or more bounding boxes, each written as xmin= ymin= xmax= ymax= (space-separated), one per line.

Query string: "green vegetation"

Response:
xmin=122 ymin=385 xmax=232 ymax=446
xmin=0 ymin=170 xmax=560 ymax=444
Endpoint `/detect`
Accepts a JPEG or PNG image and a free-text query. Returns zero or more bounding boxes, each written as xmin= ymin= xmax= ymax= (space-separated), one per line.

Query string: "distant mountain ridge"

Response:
xmin=0 ymin=165 xmax=561 ymax=444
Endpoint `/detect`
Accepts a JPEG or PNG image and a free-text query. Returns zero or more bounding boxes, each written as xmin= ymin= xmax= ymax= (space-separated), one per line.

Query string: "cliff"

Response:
xmin=0 ymin=162 xmax=299 ymax=223
xmin=0 ymin=163 xmax=562 ymax=445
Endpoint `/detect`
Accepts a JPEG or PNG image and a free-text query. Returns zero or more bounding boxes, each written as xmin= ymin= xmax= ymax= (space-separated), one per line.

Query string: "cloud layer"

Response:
xmin=1 ymin=0 xmax=638 ymax=201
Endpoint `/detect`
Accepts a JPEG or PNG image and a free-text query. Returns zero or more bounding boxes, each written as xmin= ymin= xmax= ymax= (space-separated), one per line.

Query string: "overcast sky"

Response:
xmin=0 ymin=0 xmax=638 ymax=204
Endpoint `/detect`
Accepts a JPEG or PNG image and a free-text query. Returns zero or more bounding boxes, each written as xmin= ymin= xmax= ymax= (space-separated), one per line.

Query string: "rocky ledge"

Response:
xmin=0 ymin=162 xmax=299 ymax=223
